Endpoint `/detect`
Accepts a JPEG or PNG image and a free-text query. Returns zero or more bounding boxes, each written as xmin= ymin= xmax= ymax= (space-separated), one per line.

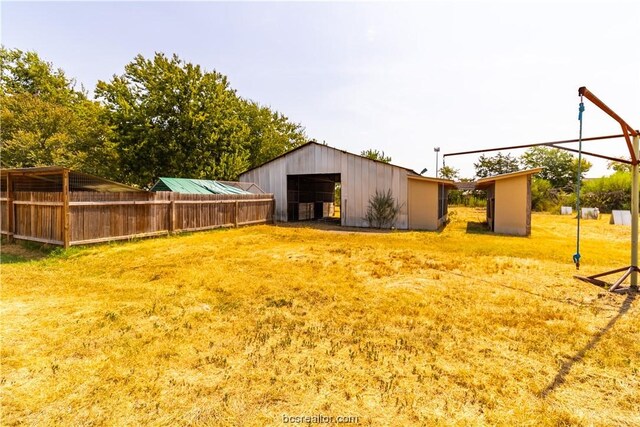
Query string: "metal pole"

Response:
xmin=631 ymin=135 xmax=639 ymax=288
xmin=443 ymin=134 xmax=625 ymax=159
xmin=574 ymin=97 xmax=585 ymax=270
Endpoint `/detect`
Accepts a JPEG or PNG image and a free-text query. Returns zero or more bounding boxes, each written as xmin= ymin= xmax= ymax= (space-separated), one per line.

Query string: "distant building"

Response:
xmin=476 ymin=168 xmax=542 ymax=236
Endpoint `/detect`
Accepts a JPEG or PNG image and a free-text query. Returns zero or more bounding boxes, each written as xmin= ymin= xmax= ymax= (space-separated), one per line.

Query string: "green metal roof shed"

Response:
xmin=151 ymin=177 xmax=251 ymax=195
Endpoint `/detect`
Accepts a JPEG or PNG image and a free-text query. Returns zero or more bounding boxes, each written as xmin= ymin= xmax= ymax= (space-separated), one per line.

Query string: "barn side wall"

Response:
xmin=239 ymin=144 xmax=410 ymax=228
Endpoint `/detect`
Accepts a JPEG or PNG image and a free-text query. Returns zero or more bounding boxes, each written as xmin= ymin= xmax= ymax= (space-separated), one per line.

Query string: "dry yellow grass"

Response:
xmin=1 ymin=207 xmax=639 ymax=426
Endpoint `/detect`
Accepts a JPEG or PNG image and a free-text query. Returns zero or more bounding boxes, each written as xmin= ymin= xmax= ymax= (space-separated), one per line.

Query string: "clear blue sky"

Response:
xmin=2 ymin=1 xmax=639 ymax=178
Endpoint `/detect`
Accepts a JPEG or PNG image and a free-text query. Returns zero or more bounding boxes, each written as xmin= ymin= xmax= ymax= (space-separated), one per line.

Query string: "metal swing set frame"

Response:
xmin=444 ymin=87 xmax=639 ymax=292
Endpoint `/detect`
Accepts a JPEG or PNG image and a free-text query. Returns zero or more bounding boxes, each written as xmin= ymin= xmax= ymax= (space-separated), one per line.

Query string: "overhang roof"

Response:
xmin=408 ymin=175 xmax=457 ymax=188
xmin=475 ymin=168 xmax=542 ymax=188
xmin=1 ymin=166 xmax=67 ymax=175
xmin=1 ymin=167 xmax=143 ymax=192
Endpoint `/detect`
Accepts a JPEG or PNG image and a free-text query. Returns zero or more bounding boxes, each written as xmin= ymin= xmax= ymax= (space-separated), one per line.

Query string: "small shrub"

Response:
xmin=364 ymin=189 xmax=401 ymax=229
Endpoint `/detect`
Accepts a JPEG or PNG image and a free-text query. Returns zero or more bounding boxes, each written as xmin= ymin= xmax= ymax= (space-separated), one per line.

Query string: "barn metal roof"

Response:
xmin=240 ymin=141 xmax=422 ymax=176
xmin=151 ymin=177 xmax=251 ymax=195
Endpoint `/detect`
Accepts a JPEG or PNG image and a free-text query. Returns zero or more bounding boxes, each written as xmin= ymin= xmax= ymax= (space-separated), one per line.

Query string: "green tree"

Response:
xmin=440 ymin=166 xmax=461 ymax=205
xmin=520 ymin=147 xmax=591 ymax=191
xmin=96 ymin=53 xmax=306 ymax=186
xmin=607 ymin=158 xmax=632 ymax=173
xmin=361 ymin=149 xmax=391 ymax=163
xmin=0 ymin=47 xmax=79 ymax=104
xmin=570 ymin=157 xmax=593 ymax=191
xmin=438 ymin=165 xmax=459 ymax=180
xmin=242 ymin=101 xmax=306 ymax=168
xmin=474 ymin=152 xmax=520 ymax=178
xmin=96 ymin=53 xmax=247 ymax=186
xmin=0 ymin=47 xmax=119 ymax=178
xmin=530 ymin=178 xmax=556 ymax=211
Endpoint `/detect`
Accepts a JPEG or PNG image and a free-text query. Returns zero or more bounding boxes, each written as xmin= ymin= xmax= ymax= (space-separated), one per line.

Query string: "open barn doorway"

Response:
xmin=287 ymin=174 xmax=341 ymax=223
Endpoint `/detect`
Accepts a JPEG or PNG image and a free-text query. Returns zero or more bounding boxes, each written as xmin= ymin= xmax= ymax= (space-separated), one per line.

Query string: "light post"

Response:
xmin=434 ymin=147 xmax=440 ymax=177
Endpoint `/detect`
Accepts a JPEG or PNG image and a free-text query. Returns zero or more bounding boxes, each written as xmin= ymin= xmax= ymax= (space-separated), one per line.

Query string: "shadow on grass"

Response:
xmin=465 ymin=221 xmax=531 ymax=238
xmin=539 ymin=289 xmax=637 ymax=398
xmin=0 ymin=253 xmax=28 ymax=264
xmin=0 ymin=230 xmax=218 ymax=264
xmin=276 ymin=220 xmax=397 ymax=234
xmin=466 ymin=221 xmax=491 ymax=234
xmin=276 ymin=218 xmax=453 ymax=234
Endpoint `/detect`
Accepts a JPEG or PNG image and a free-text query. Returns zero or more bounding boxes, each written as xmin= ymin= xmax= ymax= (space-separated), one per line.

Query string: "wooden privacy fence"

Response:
xmin=0 ymin=191 xmax=275 ymax=247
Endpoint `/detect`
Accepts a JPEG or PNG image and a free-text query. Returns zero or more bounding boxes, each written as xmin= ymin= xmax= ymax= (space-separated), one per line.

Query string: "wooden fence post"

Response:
xmin=30 ymin=192 xmax=35 ymax=237
xmin=7 ymin=173 xmax=14 ymax=243
xmin=272 ymin=199 xmax=276 ymax=224
xmin=169 ymin=200 xmax=176 ymax=233
xmin=62 ymin=169 xmax=70 ymax=248
xmin=234 ymin=200 xmax=239 ymax=227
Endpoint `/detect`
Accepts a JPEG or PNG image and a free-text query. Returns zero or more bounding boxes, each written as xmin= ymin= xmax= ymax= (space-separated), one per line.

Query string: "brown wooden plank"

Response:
xmin=12 ymin=201 xmax=64 ymax=206
xmin=179 ymin=223 xmax=235 ymax=232
xmin=13 ymin=234 xmax=64 ymax=245
xmin=69 ymin=201 xmax=170 ymax=206
xmin=238 ymin=219 xmax=270 ymax=226
xmin=234 ymin=200 xmax=239 ymax=227
xmin=62 ymin=171 xmax=70 ymax=248
xmin=70 ymin=230 xmax=170 ymax=245
xmin=7 ymin=174 xmax=14 ymax=243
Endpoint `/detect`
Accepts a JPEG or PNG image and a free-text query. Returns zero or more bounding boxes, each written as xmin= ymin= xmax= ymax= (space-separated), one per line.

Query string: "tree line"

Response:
xmin=1 ymin=48 xmax=307 ymax=187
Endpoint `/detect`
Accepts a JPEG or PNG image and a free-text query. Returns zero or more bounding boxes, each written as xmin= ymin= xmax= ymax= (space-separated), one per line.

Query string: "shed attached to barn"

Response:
xmin=239 ymin=142 xmax=454 ymax=230
xmin=475 ymin=168 xmax=542 ymax=236
xmin=408 ymin=176 xmax=457 ymax=230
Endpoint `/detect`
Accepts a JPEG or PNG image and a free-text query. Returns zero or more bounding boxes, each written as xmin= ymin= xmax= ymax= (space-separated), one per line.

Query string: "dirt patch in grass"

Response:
xmin=0 ymin=242 xmax=51 ymax=263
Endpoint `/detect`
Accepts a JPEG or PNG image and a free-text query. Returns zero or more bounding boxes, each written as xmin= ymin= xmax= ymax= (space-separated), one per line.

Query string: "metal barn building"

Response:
xmin=239 ymin=142 xmax=454 ymax=229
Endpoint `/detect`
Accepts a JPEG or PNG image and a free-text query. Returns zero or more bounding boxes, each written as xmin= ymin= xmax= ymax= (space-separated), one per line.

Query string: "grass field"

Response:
xmin=1 ymin=207 xmax=639 ymax=426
